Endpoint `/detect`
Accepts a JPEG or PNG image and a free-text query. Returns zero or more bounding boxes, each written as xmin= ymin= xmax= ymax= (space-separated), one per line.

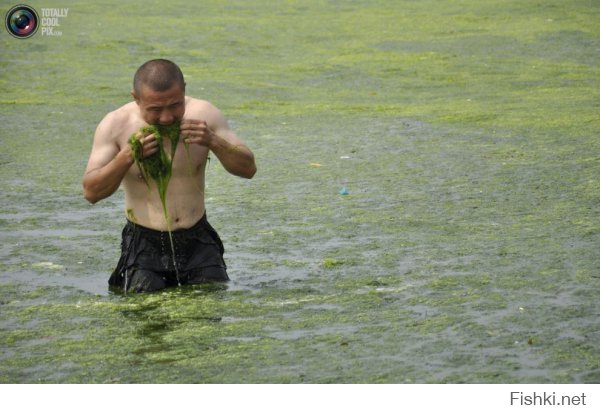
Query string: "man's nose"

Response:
xmin=159 ymin=111 xmax=174 ymax=125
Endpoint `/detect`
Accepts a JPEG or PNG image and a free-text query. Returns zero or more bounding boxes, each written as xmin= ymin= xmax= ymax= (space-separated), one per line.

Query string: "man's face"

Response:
xmin=133 ymin=83 xmax=186 ymax=125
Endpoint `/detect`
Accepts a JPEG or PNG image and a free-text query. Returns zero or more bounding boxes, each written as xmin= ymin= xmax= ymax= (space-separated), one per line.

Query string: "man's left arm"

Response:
xmin=208 ymin=125 xmax=256 ymax=179
xmin=181 ymin=105 xmax=256 ymax=179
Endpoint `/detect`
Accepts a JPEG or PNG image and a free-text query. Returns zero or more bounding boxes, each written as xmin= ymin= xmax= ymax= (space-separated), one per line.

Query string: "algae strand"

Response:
xmin=129 ymin=122 xmax=181 ymax=209
xmin=128 ymin=121 xmax=184 ymax=285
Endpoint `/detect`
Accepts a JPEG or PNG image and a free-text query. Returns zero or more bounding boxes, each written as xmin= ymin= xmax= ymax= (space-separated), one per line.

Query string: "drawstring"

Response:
xmin=120 ymin=222 xmax=138 ymax=295
xmin=124 ymin=268 xmax=129 ymax=295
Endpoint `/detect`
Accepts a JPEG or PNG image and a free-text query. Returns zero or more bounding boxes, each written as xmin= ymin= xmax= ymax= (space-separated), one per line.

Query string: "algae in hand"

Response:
xmin=128 ymin=121 xmax=186 ymax=285
xmin=128 ymin=121 xmax=182 ymax=222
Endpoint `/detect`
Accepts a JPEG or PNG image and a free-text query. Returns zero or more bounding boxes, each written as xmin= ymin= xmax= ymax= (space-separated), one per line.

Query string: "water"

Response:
xmin=1 ymin=0 xmax=599 ymax=383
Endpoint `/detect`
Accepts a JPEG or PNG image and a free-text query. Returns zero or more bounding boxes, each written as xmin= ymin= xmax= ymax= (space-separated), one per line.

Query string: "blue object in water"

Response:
xmin=340 ymin=187 xmax=349 ymax=195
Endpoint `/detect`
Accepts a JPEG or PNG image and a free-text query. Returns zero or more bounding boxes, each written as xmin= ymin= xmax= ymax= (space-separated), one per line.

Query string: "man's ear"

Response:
xmin=131 ymin=90 xmax=140 ymax=104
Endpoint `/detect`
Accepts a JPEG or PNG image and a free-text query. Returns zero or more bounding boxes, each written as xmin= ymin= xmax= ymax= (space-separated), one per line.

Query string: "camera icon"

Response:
xmin=5 ymin=4 xmax=39 ymax=39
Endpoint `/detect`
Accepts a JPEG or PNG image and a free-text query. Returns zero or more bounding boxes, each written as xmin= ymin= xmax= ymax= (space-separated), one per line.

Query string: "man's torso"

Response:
xmin=112 ymin=98 xmax=211 ymax=231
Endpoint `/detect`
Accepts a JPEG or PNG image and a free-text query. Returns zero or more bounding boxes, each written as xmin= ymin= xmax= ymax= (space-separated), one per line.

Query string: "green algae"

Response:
xmin=126 ymin=208 xmax=137 ymax=223
xmin=1 ymin=0 xmax=600 ymax=384
xmin=128 ymin=121 xmax=186 ymax=286
xmin=128 ymin=121 xmax=182 ymax=220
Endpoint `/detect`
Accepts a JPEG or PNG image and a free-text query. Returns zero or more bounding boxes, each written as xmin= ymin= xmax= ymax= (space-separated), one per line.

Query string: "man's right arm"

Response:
xmin=82 ymin=113 xmax=134 ymax=204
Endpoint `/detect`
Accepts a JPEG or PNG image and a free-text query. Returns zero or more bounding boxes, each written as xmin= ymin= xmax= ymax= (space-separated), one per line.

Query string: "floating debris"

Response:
xmin=32 ymin=262 xmax=64 ymax=270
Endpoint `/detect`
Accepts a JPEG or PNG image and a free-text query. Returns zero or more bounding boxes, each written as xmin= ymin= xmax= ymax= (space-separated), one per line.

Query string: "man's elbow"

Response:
xmin=83 ymin=181 xmax=102 ymax=204
xmin=245 ymin=164 xmax=257 ymax=179
xmin=83 ymin=189 xmax=100 ymax=204
xmin=230 ymin=161 xmax=256 ymax=179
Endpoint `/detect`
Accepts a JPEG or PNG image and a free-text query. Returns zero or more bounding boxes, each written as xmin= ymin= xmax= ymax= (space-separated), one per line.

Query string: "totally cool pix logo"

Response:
xmin=5 ymin=4 xmax=69 ymax=38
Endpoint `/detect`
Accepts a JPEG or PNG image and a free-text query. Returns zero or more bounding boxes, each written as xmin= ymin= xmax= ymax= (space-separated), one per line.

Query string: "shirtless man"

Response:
xmin=83 ymin=59 xmax=256 ymax=293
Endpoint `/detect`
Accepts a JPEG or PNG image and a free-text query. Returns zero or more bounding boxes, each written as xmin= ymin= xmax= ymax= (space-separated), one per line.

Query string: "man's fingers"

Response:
xmin=138 ymin=134 xmax=159 ymax=158
xmin=142 ymin=145 xmax=158 ymax=158
xmin=139 ymin=133 xmax=156 ymax=143
xmin=181 ymin=119 xmax=207 ymax=131
xmin=179 ymin=120 xmax=194 ymax=131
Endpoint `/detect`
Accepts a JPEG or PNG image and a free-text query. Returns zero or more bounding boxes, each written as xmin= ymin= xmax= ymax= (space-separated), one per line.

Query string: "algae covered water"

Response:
xmin=1 ymin=0 xmax=599 ymax=383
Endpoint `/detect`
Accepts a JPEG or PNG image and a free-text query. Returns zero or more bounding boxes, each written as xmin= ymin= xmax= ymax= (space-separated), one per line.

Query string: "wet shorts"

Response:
xmin=109 ymin=213 xmax=229 ymax=293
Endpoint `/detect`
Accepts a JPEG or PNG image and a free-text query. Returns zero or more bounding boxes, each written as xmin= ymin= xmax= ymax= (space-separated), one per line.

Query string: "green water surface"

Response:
xmin=0 ymin=0 xmax=599 ymax=383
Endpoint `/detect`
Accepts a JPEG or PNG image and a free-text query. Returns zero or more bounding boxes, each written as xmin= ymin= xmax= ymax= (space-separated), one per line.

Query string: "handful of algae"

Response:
xmin=128 ymin=121 xmax=182 ymax=224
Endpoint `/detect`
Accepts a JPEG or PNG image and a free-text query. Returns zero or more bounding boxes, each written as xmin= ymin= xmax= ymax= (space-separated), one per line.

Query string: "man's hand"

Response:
xmin=132 ymin=130 xmax=159 ymax=160
xmin=180 ymin=114 xmax=256 ymax=179
xmin=180 ymin=119 xmax=215 ymax=148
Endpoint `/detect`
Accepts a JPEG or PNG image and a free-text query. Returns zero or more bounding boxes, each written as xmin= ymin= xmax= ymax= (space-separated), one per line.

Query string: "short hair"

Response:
xmin=133 ymin=59 xmax=185 ymax=95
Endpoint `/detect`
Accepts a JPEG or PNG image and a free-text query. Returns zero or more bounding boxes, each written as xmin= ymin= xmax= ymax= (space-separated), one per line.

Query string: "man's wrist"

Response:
xmin=118 ymin=145 xmax=135 ymax=166
xmin=206 ymin=131 xmax=220 ymax=151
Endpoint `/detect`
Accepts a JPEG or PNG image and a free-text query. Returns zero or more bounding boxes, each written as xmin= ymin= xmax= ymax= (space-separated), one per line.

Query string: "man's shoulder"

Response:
xmin=102 ymin=101 xmax=138 ymax=125
xmin=185 ymin=97 xmax=216 ymax=111
xmin=95 ymin=102 xmax=139 ymax=142
xmin=185 ymin=97 xmax=223 ymax=120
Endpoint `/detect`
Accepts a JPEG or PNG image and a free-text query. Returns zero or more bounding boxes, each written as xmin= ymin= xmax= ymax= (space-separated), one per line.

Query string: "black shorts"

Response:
xmin=109 ymin=213 xmax=229 ymax=293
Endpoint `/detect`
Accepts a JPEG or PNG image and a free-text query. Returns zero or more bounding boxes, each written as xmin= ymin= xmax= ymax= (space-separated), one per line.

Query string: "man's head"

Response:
xmin=132 ymin=59 xmax=186 ymax=125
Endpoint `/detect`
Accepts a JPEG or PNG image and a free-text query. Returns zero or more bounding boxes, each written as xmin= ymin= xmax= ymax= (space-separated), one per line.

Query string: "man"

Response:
xmin=83 ymin=59 xmax=256 ymax=293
